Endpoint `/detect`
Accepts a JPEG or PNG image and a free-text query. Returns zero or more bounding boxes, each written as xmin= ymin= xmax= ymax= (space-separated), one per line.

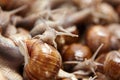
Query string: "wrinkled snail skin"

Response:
xmin=104 ymin=51 xmax=120 ymax=80
xmin=24 ymin=39 xmax=62 ymax=80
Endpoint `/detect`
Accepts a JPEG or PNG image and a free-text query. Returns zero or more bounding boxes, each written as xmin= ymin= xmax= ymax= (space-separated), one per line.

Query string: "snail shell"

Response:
xmin=23 ymin=39 xmax=62 ymax=80
xmin=62 ymin=43 xmax=92 ymax=61
xmin=85 ymin=25 xmax=111 ymax=52
xmin=104 ymin=51 xmax=120 ymax=80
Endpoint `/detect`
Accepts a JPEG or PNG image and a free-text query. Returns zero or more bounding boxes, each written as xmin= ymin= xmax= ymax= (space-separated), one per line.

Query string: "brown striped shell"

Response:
xmin=25 ymin=39 xmax=62 ymax=80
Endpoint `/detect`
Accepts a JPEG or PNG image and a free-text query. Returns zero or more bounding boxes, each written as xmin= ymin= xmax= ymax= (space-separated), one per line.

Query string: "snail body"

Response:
xmin=0 ymin=34 xmax=24 ymax=70
xmin=0 ymin=5 xmax=26 ymax=28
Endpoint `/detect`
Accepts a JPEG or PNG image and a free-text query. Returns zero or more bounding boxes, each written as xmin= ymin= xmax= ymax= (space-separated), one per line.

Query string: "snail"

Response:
xmin=32 ymin=19 xmax=78 ymax=48
xmin=0 ymin=5 xmax=26 ymax=28
xmin=72 ymin=0 xmax=119 ymax=24
xmin=91 ymin=3 xmax=119 ymax=24
xmin=61 ymin=43 xmax=92 ymax=73
xmin=95 ymin=1 xmax=118 ymax=24
xmin=85 ymin=25 xmax=111 ymax=52
xmin=104 ymin=50 xmax=120 ymax=80
xmin=0 ymin=32 xmax=24 ymax=71
xmin=0 ymin=32 xmax=24 ymax=80
xmin=17 ymin=22 xmax=78 ymax=79
xmin=0 ymin=25 xmax=31 ymax=80
xmin=18 ymin=39 xmax=78 ymax=80
xmin=64 ymin=44 xmax=104 ymax=76
xmin=18 ymin=39 xmax=62 ymax=80
xmin=62 ymin=43 xmax=92 ymax=62
xmin=30 ymin=19 xmax=70 ymax=37
xmin=30 ymin=18 xmax=79 ymax=49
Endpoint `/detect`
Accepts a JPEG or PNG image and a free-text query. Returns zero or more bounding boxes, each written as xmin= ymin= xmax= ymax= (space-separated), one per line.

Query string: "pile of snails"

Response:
xmin=0 ymin=0 xmax=119 ymax=80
